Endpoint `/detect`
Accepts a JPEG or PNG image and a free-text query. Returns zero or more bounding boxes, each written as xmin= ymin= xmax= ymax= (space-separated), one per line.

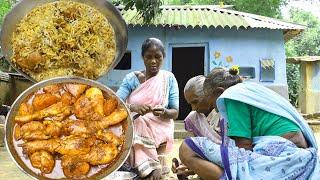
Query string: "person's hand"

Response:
xmin=176 ymin=164 xmax=190 ymax=173
xmin=130 ymin=104 xmax=152 ymax=115
xmin=152 ymin=106 xmax=166 ymax=117
xmin=177 ymin=165 xmax=195 ymax=179
xmin=172 ymin=160 xmax=195 ymax=180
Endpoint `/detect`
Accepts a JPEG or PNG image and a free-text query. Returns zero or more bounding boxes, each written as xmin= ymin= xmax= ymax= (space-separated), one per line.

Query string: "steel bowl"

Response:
xmin=0 ymin=0 xmax=128 ymax=82
xmin=5 ymin=77 xmax=133 ymax=180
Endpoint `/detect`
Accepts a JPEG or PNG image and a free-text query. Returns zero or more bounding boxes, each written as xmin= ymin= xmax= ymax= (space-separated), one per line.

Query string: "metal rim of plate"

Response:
xmin=0 ymin=0 xmax=128 ymax=83
xmin=5 ymin=77 xmax=134 ymax=180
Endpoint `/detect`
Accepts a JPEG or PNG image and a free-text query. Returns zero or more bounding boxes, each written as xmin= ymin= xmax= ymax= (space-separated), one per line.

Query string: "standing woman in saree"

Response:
xmin=116 ymin=38 xmax=179 ymax=180
xmin=179 ymin=67 xmax=320 ymax=180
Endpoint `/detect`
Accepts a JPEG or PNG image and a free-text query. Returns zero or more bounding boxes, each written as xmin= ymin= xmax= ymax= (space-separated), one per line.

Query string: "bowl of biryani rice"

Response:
xmin=0 ymin=0 xmax=128 ymax=82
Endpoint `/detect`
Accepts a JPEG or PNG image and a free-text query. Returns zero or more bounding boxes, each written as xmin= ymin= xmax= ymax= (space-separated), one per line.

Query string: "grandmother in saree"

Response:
xmin=183 ymin=75 xmax=221 ymax=143
xmin=116 ymin=38 xmax=179 ymax=180
xmin=179 ymin=67 xmax=320 ymax=180
xmin=172 ymin=75 xmax=222 ymax=179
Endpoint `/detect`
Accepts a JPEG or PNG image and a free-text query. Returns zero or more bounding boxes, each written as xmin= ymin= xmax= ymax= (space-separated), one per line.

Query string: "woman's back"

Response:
xmin=225 ymin=99 xmax=301 ymax=138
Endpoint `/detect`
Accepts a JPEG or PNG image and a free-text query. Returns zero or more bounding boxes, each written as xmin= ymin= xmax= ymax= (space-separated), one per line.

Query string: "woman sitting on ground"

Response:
xmin=172 ymin=75 xmax=222 ymax=180
xmin=183 ymin=75 xmax=221 ymax=143
xmin=116 ymin=38 xmax=179 ymax=180
xmin=179 ymin=67 xmax=319 ymax=180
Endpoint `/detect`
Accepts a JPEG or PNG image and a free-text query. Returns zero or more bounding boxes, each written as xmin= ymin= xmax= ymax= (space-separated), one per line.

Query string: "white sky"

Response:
xmin=282 ymin=0 xmax=320 ymax=19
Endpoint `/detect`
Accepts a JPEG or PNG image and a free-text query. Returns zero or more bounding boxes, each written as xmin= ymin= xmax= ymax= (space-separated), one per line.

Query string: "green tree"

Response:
xmin=227 ymin=0 xmax=287 ymax=18
xmin=285 ymin=9 xmax=320 ymax=106
xmin=287 ymin=8 xmax=320 ymax=56
xmin=164 ymin=0 xmax=287 ymax=18
xmin=112 ymin=0 xmax=163 ymax=23
xmin=115 ymin=0 xmax=287 ymax=23
xmin=163 ymin=0 xmax=216 ymax=5
xmin=0 ymin=0 xmax=11 ymax=25
xmin=286 ymin=40 xmax=300 ymax=106
xmin=0 ymin=0 xmax=12 ymax=71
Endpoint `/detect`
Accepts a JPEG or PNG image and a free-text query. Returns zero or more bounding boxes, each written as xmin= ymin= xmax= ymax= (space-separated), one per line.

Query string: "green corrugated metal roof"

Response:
xmin=119 ymin=5 xmax=306 ymax=41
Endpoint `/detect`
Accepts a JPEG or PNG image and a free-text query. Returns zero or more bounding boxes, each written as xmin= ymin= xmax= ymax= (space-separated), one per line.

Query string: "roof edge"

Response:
xmin=287 ymin=56 xmax=320 ymax=64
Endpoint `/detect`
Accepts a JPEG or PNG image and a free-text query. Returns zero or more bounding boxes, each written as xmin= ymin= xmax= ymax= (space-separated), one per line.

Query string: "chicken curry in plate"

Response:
xmin=12 ymin=83 xmax=128 ymax=179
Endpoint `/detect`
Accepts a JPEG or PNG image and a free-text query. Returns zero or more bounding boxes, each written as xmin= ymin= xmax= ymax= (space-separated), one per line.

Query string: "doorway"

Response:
xmin=172 ymin=46 xmax=205 ymax=119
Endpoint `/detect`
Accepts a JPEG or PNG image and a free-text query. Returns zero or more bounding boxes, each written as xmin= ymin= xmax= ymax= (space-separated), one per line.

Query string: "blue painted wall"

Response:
xmin=98 ymin=26 xmax=287 ymax=89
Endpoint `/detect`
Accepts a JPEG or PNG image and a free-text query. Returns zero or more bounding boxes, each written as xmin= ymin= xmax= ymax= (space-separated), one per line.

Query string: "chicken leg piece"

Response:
xmin=17 ymin=121 xmax=62 ymax=141
xmin=17 ymin=102 xmax=34 ymax=116
xmin=19 ymin=121 xmax=47 ymax=140
xmin=73 ymin=87 xmax=105 ymax=120
xmin=87 ymin=143 xmax=119 ymax=165
xmin=14 ymin=124 xmax=22 ymax=141
xmin=103 ymin=96 xmax=118 ymax=116
xmin=95 ymin=130 xmax=123 ymax=147
xmin=43 ymin=84 xmax=62 ymax=95
xmin=82 ymin=143 xmax=119 ymax=165
xmin=55 ymin=135 xmax=95 ymax=156
xmin=21 ymin=135 xmax=95 ymax=155
xmin=21 ymin=138 xmax=60 ymax=155
xmin=30 ymin=150 xmax=55 ymax=174
xmin=60 ymin=143 xmax=119 ymax=176
xmin=85 ymin=87 xmax=105 ymax=116
xmin=32 ymin=93 xmax=59 ymax=111
xmin=91 ymin=108 xmax=128 ymax=129
xmin=43 ymin=121 xmax=63 ymax=137
xmin=61 ymin=155 xmax=90 ymax=179
xmin=64 ymin=83 xmax=87 ymax=98
xmin=15 ymin=102 xmax=71 ymax=123
xmin=64 ymin=108 xmax=128 ymax=135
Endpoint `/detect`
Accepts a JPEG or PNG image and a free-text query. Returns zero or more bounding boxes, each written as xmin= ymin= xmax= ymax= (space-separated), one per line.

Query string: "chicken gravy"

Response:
xmin=12 ymin=83 xmax=128 ymax=179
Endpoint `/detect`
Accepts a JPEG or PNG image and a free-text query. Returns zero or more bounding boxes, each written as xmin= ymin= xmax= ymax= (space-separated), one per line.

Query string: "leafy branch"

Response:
xmin=112 ymin=0 xmax=163 ymax=24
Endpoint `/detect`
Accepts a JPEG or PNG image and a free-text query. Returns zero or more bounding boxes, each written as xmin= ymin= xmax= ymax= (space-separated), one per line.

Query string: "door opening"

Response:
xmin=172 ymin=46 xmax=205 ymax=120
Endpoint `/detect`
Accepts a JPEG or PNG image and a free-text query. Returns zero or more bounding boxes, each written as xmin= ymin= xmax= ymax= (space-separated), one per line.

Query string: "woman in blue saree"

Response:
xmin=179 ymin=67 xmax=320 ymax=180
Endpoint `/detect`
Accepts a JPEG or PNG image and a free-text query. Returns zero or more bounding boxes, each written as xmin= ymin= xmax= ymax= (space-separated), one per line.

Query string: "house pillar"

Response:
xmin=299 ymin=61 xmax=320 ymax=114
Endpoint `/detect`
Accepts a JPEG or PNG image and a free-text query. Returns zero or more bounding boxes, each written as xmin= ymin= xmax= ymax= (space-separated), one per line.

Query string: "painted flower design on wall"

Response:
xmin=226 ymin=56 xmax=233 ymax=63
xmin=214 ymin=51 xmax=221 ymax=59
xmin=211 ymin=51 xmax=234 ymax=69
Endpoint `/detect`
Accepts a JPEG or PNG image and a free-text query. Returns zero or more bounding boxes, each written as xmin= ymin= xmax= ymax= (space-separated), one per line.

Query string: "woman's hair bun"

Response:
xmin=229 ymin=65 xmax=240 ymax=76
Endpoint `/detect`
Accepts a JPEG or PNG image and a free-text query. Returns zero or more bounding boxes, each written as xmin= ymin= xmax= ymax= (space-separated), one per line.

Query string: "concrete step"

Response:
xmin=174 ymin=129 xmax=194 ymax=139
xmin=174 ymin=121 xmax=185 ymax=130
xmin=174 ymin=120 xmax=194 ymax=139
